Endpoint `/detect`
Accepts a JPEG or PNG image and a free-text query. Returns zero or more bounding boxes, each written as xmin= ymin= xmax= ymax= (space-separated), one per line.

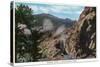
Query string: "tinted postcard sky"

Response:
xmin=15 ymin=2 xmax=84 ymax=20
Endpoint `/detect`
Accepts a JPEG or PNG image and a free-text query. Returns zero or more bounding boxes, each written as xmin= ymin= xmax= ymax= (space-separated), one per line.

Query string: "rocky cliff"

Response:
xmin=38 ymin=7 xmax=96 ymax=60
xmin=65 ymin=7 xmax=96 ymax=59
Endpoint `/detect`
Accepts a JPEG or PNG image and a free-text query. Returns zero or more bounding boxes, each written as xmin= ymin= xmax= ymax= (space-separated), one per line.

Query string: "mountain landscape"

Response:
xmin=14 ymin=4 xmax=96 ymax=62
xmin=38 ymin=7 xmax=96 ymax=60
xmin=32 ymin=13 xmax=75 ymax=32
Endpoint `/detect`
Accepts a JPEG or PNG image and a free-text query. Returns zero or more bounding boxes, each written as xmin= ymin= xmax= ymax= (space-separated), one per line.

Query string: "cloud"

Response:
xmin=39 ymin=7 xmax=50 ymax=13
xmin=16 ymin=3 xmax=84 ymax=20
xmin=53 ymin=6 xmax=83 ymax=13
xmin=29 ymin=5 xmax=38 ymax=12
xmin=28 ymin=5 xmax=50 ymax=14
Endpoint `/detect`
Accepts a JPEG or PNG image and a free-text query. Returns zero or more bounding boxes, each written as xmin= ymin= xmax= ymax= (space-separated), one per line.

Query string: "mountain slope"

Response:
xmin=33 ymin=13 xmax=75 ymax=29
xmin=66 ymin=7 xmax=96 ymax=58
xmin=38 ymin=7 xmax=96 ymax=60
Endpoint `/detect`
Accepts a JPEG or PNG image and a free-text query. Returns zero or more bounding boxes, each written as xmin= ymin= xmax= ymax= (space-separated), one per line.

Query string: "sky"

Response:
xmin=15 ymin=2 xmax=84 ymax=20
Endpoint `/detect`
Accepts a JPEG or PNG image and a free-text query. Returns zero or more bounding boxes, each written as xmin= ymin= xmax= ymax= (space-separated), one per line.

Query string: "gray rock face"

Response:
xmin=38 ymin=7 xmax=96 ymax=60
xmin=42 ymin=18 xmax=54 ymax=32
xmin=66 ymin=7 xmax=96 ymax=58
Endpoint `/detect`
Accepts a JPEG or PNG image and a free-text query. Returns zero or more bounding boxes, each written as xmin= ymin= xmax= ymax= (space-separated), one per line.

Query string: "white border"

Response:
xmin=15 ymin=0 xmax=97 ymax=6
xmin=13 ymin=59 xmax=98 ymax=66
xmin=12 ymin=0 xmax=98 ymax=66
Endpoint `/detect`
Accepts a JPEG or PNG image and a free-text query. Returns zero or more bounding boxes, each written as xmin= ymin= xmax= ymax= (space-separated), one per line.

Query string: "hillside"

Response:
xmin=38 ymin=7 xmax=96 ymax=60
xmin=32 ymin=13 xmax=75 ymax=32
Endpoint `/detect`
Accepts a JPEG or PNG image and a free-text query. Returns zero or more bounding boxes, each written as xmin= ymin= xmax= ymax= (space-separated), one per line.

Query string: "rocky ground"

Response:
xmin=38 ymin=7 xmax=96 ymax=61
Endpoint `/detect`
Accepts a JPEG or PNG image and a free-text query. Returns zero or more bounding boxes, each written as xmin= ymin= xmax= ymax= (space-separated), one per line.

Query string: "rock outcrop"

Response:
xmin=65 ymin=7 xmax=96 ymax=58
xmin=38 ymin=7 xmax=96 ymax=60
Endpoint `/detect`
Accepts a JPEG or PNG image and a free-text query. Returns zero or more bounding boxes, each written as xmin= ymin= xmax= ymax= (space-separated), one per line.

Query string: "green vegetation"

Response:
xmin=15 ymin=4 xmax=42 ymax=62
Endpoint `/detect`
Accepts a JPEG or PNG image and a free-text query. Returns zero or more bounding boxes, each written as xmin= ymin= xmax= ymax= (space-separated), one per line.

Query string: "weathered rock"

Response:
xmin=65 ymin=7 xmax=96 ymax=58
xmin=38 ymin=7 xmax=96 ymax=60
